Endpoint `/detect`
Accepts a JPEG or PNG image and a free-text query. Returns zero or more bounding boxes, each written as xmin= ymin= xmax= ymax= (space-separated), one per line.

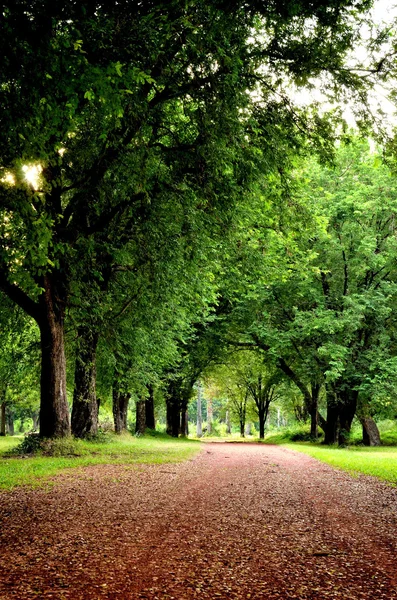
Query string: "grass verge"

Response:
xmin=288 ymin=443 xmax=397 ymax=484
xmin=0 ymin=433 xmax=200 ymax=491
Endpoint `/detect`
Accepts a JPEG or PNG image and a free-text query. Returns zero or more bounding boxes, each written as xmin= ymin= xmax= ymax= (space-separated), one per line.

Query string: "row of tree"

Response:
xmin=1 ymin=0 xmax=397 ymax=443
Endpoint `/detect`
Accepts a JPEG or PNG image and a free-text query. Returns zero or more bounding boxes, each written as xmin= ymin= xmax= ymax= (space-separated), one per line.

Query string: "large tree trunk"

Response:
xmin=166 ymin=399 xmax=180 ymax=437
xmin=38 ymin=279 xmax=70 ymax=438
xmin=360 ymin=417 xmax=381 ymax=446
xmin=113 ymin=386 xmax=131 ymax=434
xmin=145 ymin=385 xmax=155 ymax=430
xmin=0 ymin=402 xmax=5 ymax=436
xmin=71 ymin=327 xmax=99 ymax=438
xmin=135 ymin=400 xmax=146 ymax=435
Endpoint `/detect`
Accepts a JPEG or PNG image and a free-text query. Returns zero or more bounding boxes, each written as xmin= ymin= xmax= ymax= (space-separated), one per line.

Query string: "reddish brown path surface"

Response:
xmin=1 ymin=443 xmax=397 ymax=600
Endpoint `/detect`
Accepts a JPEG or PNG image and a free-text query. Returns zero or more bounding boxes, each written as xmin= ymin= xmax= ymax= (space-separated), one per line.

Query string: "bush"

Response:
xmin=8 ymin=434 xmax=82 ymax=457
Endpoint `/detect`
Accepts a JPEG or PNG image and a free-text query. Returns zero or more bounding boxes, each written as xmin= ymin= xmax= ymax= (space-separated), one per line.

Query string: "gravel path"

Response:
xmin=0 ymin=443 xmax=397 ymax=599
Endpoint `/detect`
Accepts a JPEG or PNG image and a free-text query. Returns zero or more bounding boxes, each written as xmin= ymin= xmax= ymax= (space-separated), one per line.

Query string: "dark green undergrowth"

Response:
xmin=0 ymin=432 xmax=200 ymax=491
xmin=264 ymin=426 xmax=321 ymax=445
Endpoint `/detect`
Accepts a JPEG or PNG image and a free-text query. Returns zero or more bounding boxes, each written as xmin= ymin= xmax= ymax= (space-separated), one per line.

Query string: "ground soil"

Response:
xmin=0 ymin=443 xmax=397 ymax=599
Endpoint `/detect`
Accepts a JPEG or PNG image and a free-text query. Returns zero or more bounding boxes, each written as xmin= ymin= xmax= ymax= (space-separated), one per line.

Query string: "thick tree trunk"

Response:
xmin=38 ymin=278 xmax=70 ymax=438
xmin=0 ymin=402 xmax=5 ymax=436
xmin=338 ymin=389 xmax=357 ymax=446
xmin=135 ymin=400 xmax=146 ymax=435
xmin=113 ymin=387 xmax=131 ymax=434
xmin=145 ymin=385 xmax=155 ymax=430
xmin=240 ymin=418 xmax=245 ymax=438
xmin=360 ymin=417 xmax=381 ymax=446
xmin=71 ymin=327 xmax=99 ymax=438
xmin=166 ymin=400 xmax=180 ymax=437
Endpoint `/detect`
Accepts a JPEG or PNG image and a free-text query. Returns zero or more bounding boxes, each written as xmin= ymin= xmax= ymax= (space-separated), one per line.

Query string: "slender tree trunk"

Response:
xmin=239 ymin=418 xmax=245 ymax=438
xmin=135 ymin=400 xmax=146 ymax=435
xmin=310 ymin=383 xmax=321 ymax=439
xmin=259 ymin=407 xmax=265 ymax=439
xmin=32 ymin=411 xmax=40 ymax=432
xmin=19 ymin=415 xmax=25 ymax=433
xmin=6 ymin=407 xmax=14 ymax=436
xmin=145 ymin=385 xmax=155 ymax=430
xmin=71 ymin=327 xmax=99 ymax=438
xmin=197 ymin=381 xmax=203 ymax=438
xmin=225 ymin=410 xmax=231 ymax=434
xmin=0 ymin=402 xmax=5 ymax=436
xmin=180 ymin=406 xmax=188 ymax=437
xmin=207 ymin=395 xmax=213 ymax=435
xmin=38 ymin=279 xmax=70 ymax=438
xmin=121 ymin=394 xmax=130 ymax=430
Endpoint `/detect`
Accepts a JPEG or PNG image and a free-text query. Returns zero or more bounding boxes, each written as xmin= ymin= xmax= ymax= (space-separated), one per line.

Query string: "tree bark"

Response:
xmin=360 ymin=417 xmax=381 ymax=446
xmin=259 ymin=408 xmax=265 ymax=439
xmin=6 ymin=407 xmax=14 ymax=436
xmin=113 ymin=386 xmax=131 ymax=434
xmin=338 ymin=389 xmax=358 ymax=446
xmin=135 ymin=400 xmax=146 ymax=435
xmin=197 ymin=381 xmax=203 ymax=438
xmin=71 ymin=327 xmax=99 ymax=438
xmin=32 ymin=410 xmax=40 ymax=432
xmin=310 ymin=383 xmax=321 ymax=439
xmin=0 ymin=402 xmax=5 ymax=436
xmin=180 ymin=407 xmax=189 ymax=437
xmin=145 ymin=385 xmax=155 ymax=430
xmin=166 ymin=399 xmax=180 ymax=437
xmin=38 ymin=278 xmax=70 ymax=438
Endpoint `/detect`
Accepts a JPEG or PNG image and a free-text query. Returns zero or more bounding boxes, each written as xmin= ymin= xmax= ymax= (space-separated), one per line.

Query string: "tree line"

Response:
xmin=1 ymin=0 xmax=396 ymax=444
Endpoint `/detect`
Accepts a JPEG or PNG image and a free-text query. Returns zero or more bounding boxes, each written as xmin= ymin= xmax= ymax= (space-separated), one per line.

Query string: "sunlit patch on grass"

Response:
xmin=288 ymin=443 xmax=397 ymax=484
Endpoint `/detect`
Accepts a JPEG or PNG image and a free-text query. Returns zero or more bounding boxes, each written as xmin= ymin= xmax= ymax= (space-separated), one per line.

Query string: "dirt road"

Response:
xmin=0 ymin=443 xmax=396 ymax=599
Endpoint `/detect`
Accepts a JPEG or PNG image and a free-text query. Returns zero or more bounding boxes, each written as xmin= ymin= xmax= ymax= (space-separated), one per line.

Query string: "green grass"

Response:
xmin=0 ymin=433 xmax=200 ymax=491
xmin=288 ymin=443 xmax=397 ymax=484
